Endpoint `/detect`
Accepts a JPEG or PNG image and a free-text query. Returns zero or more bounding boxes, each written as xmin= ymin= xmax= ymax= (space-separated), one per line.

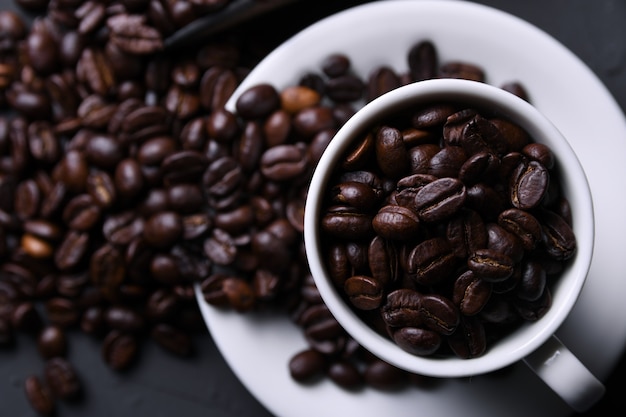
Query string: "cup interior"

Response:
xmin=304 ymin=78 xmax=594 ymax=377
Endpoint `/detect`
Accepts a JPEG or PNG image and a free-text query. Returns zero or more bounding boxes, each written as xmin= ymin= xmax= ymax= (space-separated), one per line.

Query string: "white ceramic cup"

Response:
xmin=304 ymin=79 xmax=604 ymax=412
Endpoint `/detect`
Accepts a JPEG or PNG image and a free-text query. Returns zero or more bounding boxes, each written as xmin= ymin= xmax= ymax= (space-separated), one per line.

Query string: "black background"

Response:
xmin=1 ymin=0 xmax=625 ymax=416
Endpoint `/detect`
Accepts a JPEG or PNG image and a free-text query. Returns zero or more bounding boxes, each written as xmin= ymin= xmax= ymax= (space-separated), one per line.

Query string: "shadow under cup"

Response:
xmin=304 ymin=79 xmax=595 ymax=379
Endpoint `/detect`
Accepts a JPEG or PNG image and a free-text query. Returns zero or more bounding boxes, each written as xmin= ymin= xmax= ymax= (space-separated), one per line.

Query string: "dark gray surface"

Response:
xmin=2 ymin=0 xmax=625 ymax=416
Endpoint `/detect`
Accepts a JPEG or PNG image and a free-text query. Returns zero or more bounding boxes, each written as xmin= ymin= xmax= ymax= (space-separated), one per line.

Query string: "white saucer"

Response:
xmin=196 ymin=1 xmax=626 ymax=415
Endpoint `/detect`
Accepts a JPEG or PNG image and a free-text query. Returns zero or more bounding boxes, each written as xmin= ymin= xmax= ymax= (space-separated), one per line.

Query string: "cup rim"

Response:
xmin=304 ymin=78 xmax=595 ymax=377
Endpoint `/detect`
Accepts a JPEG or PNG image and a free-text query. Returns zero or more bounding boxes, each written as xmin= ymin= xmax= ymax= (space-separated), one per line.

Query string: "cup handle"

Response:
xmin=522 ymin=335 xmax=605 ymax=412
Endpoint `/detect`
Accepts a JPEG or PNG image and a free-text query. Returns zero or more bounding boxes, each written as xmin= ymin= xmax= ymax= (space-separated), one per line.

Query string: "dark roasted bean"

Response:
xmin=363 ymin=359 xmax=408 ymax=390
xmin=24 ymin=375 xmax=55 ymax=415
xmin=151 ymin=323 xmax=192 ymax=357
xmin=44 ymin=357 xmax=81 ymax=400
xmin=539 ymin=209 xmax=577 ymax=261
xmin=37 ymin=325 xmax=67 ymax=359
xmin=289 ymin=348 xmax=327 ymax=382
xmin=375 ymin=126 xmax=410 ymax=180
xmin=452 ymin=270 xmax=492 ymax=316
xmin=102 ymin=330 xmax=138 ymax=371
xmin=408 ymin=237 xmax=456 ymax=285
xmin=392 ymin=326 xmax=442 ymax=356
xmin=344 ymin=275 xmax=384 ymax=310
xmin=372 ymin=205 xmax=420 ymax=241
xmin=447 ymin=316 xmax=487 ymax=358
xmin=467 ymin=248 xmax=514 ymax=282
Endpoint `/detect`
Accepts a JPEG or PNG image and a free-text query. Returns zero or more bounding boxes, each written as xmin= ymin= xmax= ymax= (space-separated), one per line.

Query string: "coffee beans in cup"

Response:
xmin=316 ymin=99 xmax=576 ymax=359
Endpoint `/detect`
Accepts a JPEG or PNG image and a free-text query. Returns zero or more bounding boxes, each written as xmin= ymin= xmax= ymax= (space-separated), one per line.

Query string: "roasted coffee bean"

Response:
xmin=448 ymin=114 xmax=481 ymax=147
xmin=63 ymin=194 xmax=101 ymax=231
xmin=341 ymin=130 xmax=374 ymax=171
xmin=498 ymin=208 xmax=543 ymax=250
xmin=300 ymin=304 xmax=345 ymax=355
xmin=24 ymin=375 xmax=55 ymax=415
xmin=372 ymin=204 xmax=420 ymax=241
xmin=501 ymin=82 xmax=530 ymax=101
xmin=344 ymin=275 xmax=384 ymax=310
xmin=56 ymin=150 xmax=88 ymax=193
xmin=412 ymin=103 xmax=458 ymax=129
xmin=200 ymin=67 xmax=238 ymax=112
xmin=517 ymin=260 xmax=547 ymax=302
xmin=321 ymin=205 xmax=373 ymax=240
xmin=392 ymin=326 xmax=442 ymax=356
xmin=151 ymin=323 xmax=192 ymax=357
xmin=21 ymin=233 xmax=54 ymax=258
xmin=418 ymin=294 xmax=460 ymax=335
xmin=102 ymin=330 xmax=138 ymax=371
xmin=203 ymin=228 xmax=237 ymax=266
xmin=375 ymin=126 xmax=410 ymax=179
xmin=460 ymin=114 xmax=507 ymax=156
xmin=394 ymin=173 xmax=437 ymax=211
xmin=458 ymin=151 xmax=500 ymax=184
xmin=105 ymin=306 xmax=145 ymax=333
xmin=363 ymin=358 xmax=409 ymax=391
xmin=45 ymin=298 xmax=80 ymax=328
xmin=289 ymin=348 xmax=327 ymax=382
xmin=446 ymin=209 xmax=487 ymax=258
xmin=143 ymin=211 xmax=183 ymax=249
xmin=280 ymin=85 xmax=321 ymax=114
xmin=260 ymin=143 xmax=309 ymax=181
xmin=293 ymin=105 xmax=337 ymax=138
xmin=402 ymin=127 xmax=435 ymax=148
xmin=538 ymin=209 xmax=577 ymax=261
xmin=486 ymin=222 xmax=524 ymax=263
xmin=54 ymin=231 xmax=89 ymax=271
xmin=28 ymin=121 xmax=61 ymax=163
xmin=220 ymin=276 xmax=255 ymax=312
xmin=452 ymin=270 xmax=492 ymax=316
xmin=368 ymin=236 xmax=398 ymax=287
xmin=37 ymin=325 xmax=67 ymax=359
xmin=325 ymin=74 xmax=364 ymax=103
xmin=509 ymin=159 xmax=549 ymax=210
xmin=414 ymin=177 xmax=466 ymax=222
xmin=107 ymin=13 xmax=163 ymax=55
xmin=321 ymin=53 xmax=351 ymax=77
xmin=523 ymin=142 xmax=555 ymax=169
xmin=44 ymin=357 xmax=81 ymax=400
xmin=327 ymin=359 xmax=363 ymax=389
xmin=439 ymin=62 xmax=485 ymax=82
xmin=235 ymin=83 xmax=280 ymax=120
xmin=203 ymin=156 xmax=244 ymax=206
xmin=381 ymin=289 xmax=423 ymax=328
xmin=408 ymin=40 xmax=438 ymax=81
xmin=326 ymin=244 xmax=350 ymax=288
xmin=408 ymin=237 xmax=457 ymax=286
xmin=331 ymin=181 xmax=379 ymax=212
xmin=514 ymin=287 xmax=552 ymax=321
xmin=427 ymin=146 xmax=467 ymax=178
xmin=86 ymin=171 xmax=116 ymax=208
xmin=14 ymin=179 xmax=40 ymax=220
xmin=447 ymin=316 xmax=487 ymax=359
xmin=115 ymin=158 xmax=145 ymax=198
xmin=467 ymin=248 xmax=514 ymax=282
xmin=408 ymin=142 xmax=440 ymax=173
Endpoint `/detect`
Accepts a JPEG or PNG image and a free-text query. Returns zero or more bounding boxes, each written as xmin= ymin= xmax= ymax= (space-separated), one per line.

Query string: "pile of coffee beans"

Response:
xmin=318 ymin=101 xmax=576 ymax=359
xmin=0 ymin=0 xmax=559 ymax=413
xmin=0 ymin=1 xmax=283 ymax=414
